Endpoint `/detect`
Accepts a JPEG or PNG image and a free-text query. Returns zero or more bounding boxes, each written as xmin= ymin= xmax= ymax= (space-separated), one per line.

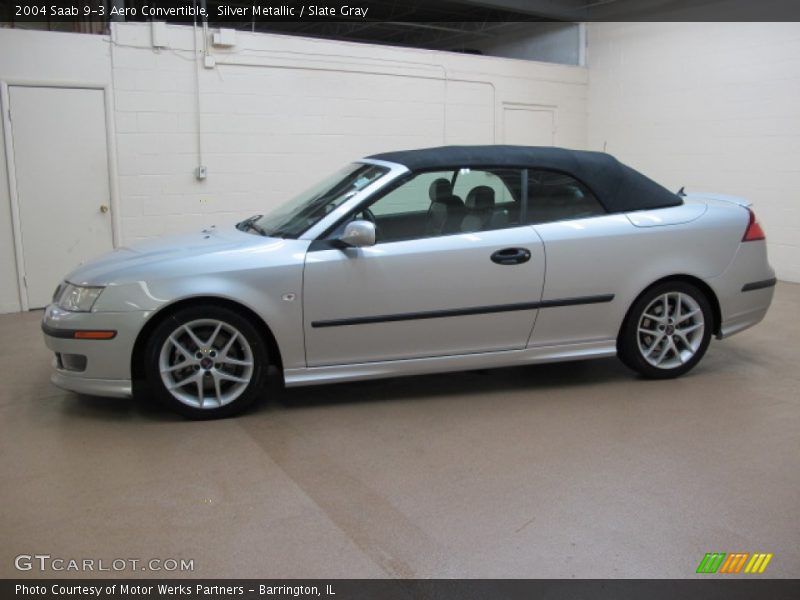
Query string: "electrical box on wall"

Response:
xmin=212 ymin=29 xmax=237 ymax=48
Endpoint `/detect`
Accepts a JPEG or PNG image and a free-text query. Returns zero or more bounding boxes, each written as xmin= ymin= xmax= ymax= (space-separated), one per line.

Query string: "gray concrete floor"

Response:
xmin=1 ymin=283 xmax=798 ymax=579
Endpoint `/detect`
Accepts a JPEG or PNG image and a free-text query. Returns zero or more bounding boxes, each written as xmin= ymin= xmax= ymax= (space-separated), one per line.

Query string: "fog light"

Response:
xmin=59 ymin=353 xmax=87 ymax=372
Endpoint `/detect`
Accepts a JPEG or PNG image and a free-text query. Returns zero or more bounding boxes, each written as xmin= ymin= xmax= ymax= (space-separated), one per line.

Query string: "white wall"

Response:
xmin=111 ymin=23 xmax=587 ymax=244
xmin=587 ymin=22 xmax=800 ymax=282
xmin=0 ymin=29 xmax=112 ymax=313
xmin=4 ymin=22 xmax=798 ymax=313
xmin=0 ymin=24 xmax=588 ymax=312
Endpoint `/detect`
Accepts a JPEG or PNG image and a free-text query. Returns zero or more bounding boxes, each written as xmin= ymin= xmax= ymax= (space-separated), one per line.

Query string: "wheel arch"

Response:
xmin=617 ymin=274 xmax=722 ymax=346
xmin=131 ymin=296 xmax=284 ymax=387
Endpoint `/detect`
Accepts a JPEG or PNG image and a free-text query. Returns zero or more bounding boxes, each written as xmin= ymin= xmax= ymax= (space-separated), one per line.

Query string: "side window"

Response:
xmin=452 ymin=169 xmax=517 ymax=208
xmin=349 ymin=168 xmax=522 ymax=244
xmin=450 ymin=168 xmax=522 ymax=233
xmin=369 ymin=172 xmax=443 ymax=217
xmin=527 ymin=170 xmax=605 ymax=224
xmin=362 ymin=170 xmax=455 ymax=243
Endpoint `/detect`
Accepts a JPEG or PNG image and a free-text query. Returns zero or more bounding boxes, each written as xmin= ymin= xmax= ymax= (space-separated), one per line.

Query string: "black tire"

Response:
xmin=143 ymin=304 xmax=270 ymax=419
xmin=618 ymin=281 xmax=713 ymax=379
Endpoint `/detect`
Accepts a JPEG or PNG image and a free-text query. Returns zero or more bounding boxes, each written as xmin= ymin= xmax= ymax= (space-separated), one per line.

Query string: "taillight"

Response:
xmin=742 ymin=208 xmax=766 ymax=242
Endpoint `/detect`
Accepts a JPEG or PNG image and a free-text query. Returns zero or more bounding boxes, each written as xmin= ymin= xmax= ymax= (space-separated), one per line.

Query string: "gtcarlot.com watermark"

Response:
xmin=14 ymin=554 xmax=194 ymax=573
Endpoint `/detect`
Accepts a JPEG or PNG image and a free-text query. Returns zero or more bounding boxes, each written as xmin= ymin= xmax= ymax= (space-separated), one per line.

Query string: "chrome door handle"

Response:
xmin=490 ymin=247 xmax=531 ymax=265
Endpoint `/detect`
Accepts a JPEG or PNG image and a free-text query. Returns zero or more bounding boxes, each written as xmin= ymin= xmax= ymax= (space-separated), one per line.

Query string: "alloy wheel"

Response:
xmin=636 ymin=292 xmax=705 ymax=369
xmin=158 ymin=319 xmax=254 ymax=409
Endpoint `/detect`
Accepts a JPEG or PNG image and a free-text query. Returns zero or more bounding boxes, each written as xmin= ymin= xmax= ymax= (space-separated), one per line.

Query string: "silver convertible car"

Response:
xmin=42 ymin=146 xmax=775 ymax=418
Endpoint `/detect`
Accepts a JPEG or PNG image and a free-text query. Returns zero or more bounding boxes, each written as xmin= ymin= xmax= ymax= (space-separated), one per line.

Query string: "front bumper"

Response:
xmin=41 ymin=304 xmax=149 ymax=398
xmin=50 ymin=371 xmax=133 ymax=398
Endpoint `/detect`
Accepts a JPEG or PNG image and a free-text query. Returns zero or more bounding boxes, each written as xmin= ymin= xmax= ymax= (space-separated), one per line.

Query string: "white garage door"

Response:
xmin=8 ymin=86 xmax=114 ymax=309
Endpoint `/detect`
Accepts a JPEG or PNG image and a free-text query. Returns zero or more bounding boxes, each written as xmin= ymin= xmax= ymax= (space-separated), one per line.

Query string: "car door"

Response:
xmin=524 ymin=169 xmax=625 ymax=347
xmin=302 ymin=168 xmax=546 ymax=367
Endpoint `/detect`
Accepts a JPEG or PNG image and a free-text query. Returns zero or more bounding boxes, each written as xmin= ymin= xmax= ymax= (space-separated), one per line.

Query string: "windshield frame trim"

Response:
xmin=297 ymin=159 xmax=410 ymax=241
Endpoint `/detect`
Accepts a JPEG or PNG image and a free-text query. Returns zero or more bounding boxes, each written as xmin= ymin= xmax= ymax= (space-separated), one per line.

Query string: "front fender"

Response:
xmin=94 ymin=239 xmax=310 ymax=370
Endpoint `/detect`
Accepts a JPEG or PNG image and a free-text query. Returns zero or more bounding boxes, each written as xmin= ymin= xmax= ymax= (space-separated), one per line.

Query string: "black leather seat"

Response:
xmin=426 ymin=178 xmax=465 ymax=235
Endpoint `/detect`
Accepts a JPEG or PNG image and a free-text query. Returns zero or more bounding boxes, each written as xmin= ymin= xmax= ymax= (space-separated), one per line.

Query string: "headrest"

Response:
xmin=429 ymin=178 xmax=452 ymax=202
xmin=466 ymin=186 xmax=495 ymax=210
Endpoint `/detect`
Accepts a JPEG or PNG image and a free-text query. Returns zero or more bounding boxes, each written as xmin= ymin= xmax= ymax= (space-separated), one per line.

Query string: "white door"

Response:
xmin=503 ymin=107 xmax=554 ymax=146
xmin=8 ymin=86 xmax=113 ymax=309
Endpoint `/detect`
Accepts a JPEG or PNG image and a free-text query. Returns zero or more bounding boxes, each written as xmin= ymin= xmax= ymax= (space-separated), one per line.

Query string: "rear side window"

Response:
xmin=526 ymin=170 xmax=605 ymax=225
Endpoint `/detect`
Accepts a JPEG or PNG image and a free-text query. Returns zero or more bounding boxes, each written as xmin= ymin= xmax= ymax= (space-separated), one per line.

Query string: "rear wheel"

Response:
xmin=619 ymin=281 xmax=712 ymax=379
xmin=144 ymin=305 xmax=269 ymax=419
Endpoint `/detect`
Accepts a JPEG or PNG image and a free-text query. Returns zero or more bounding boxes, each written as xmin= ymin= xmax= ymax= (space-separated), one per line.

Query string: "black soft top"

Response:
xmin=368 ymin=145 xmax=681 ymax=213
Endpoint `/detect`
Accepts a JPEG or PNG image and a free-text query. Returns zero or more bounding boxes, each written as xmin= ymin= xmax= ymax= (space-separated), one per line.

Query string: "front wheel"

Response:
xmin=143 ymin=304 xmax=269 ymax=419
xmin=618 ymin=281 xmax=713 ymax=379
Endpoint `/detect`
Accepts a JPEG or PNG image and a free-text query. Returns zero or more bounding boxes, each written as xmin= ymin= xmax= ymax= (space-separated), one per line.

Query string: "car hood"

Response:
xmin=65 ymin=226 xmax=299 ymax=286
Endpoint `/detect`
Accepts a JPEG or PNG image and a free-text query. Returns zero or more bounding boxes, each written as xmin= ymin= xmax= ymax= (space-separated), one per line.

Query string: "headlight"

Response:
xmin=56 ymin=283 xmax=105 ymax=312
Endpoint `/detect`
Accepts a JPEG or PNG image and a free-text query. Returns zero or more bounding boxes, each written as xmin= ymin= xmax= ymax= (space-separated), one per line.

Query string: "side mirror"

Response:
xmin=337 ymin=220 xmax=376 ymax=248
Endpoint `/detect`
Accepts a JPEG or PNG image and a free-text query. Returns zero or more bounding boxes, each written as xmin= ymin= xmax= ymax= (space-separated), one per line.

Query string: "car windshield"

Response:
xmin=243 ymin=163 xmax=390 ymax=238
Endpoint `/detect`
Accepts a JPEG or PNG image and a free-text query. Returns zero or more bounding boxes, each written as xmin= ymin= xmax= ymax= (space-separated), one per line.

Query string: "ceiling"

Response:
xmin=192 ymin=0 xmax=739 ymax=54
xmin=2 ymin=0 xmax=773 ymax=50
xmin=2 ymin=0 xmax=577 ymax=48
xmin=196 ymin=0 xmax=578 ymax=54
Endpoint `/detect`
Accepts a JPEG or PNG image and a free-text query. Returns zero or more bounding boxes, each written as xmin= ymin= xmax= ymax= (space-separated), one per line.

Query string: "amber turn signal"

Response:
xmin=73 ymin=330 xmax=117 ymax=340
